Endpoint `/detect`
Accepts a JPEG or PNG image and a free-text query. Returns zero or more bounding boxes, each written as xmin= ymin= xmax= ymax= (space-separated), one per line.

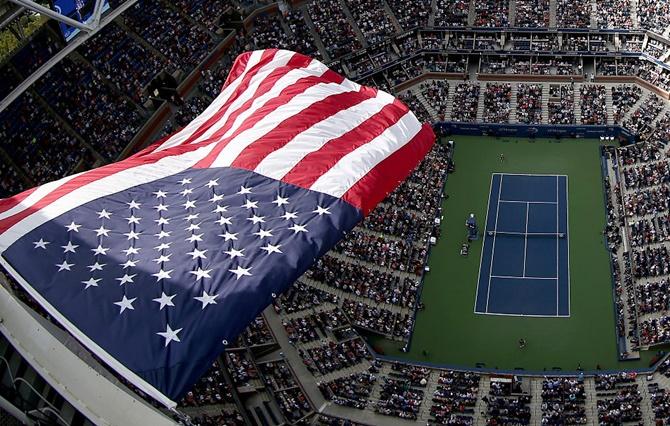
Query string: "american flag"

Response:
xmin=0 ymin=49 xmax=434 ymax=406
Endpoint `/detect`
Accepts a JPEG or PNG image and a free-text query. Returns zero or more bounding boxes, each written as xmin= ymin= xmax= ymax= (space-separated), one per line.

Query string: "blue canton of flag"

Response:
xmin=3 ymin=168 xmax=360 ymax=400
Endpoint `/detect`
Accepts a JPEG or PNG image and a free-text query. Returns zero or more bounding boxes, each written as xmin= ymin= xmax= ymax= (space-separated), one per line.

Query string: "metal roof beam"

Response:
xmin=9 ymin=0 xmax=93 ymax=31
xmin=91 ymin=0 xmax=104 ymax=27
xmin=0 ymin=5 xmax=25 ymax=32
xmin=0 ymin=0 xmax=138 ymax=113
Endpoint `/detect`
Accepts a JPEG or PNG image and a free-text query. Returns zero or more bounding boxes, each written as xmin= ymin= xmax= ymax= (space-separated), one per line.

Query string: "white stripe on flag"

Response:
xmin=0 ymin=175 xmax=79 ymax=220
xmin=309 ymin=111 xmax=422 ymax=198
xmin=0 ymin=53 xmax=332 ymax=238
xmin=0 ymin=51 xmax=272 ymax=221
xmin=192 ymin=57 xmax=329 ymax=147
xmin=0 ymin=143 xmax=217 ymax=252
xmin=209 ymin=79 xmax=362 ymax=168
xmin=187 ymin=51 xmax=299 ymax=146
xmin=254 ymin=90 xmax=396 ymax=180
xmin=154 ymin=50 xmax=268 ymax=151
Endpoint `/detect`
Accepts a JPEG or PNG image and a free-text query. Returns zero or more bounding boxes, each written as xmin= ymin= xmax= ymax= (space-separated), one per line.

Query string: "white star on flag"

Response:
xmin=94 ymin=226 xmax=110 ymax=237
xmin=121 ymin=259 xmax=138 ymax=269
xmin=205 ymin=179 xmax=219 ymax=188
xmin=116 ymin=273 xmax=137 ymax=285
xmin=114 ymin=295 xmax=137 ymax=314
xmin=189 ymin=268 xmax=212 ymax=281
xmin=194 ymin=291 xmax=219 ymax=309
xmin=62 ymin=241 xmax=79 ymax=253
xmin=124 ymin=230 xmax=141 ymax=240
xmin=33 ymin=238 xmax=49 ymax=249
xmin=220 ymin=231 xmax=237 ymax=241
xmin=87 ymin=262 xmax=105 ymax=271
xmin=153 ymin=204 xmax=169 ymax=212
xmin=247 ymin=215 xmax=265 ymax=224
xmin=187 ymin=248 xmax=208 ymax=259
xmin=157 ymin=325 xmax=182 ymax=347
xmin=186 ymin=233 xmax=203 ymax=243
xmin=153 ymin=190 xmax=168 ymax=198
xmin=272 ymin=195 xmax=289 ymax=206
xmin=223 ymin=248 xmax=244 ymax=259
xmin=126 ymin=200 xmax=141 ymax=209
xmin=82 ymin=277 xmax=101 ymax=289
xmin=313 ymin=206 xmax=331 ymax=215
xmin=186 ymin=223 xmax=201 ymax=231
xmin=229 ymin=266 xmax=252 ymax=279
xmin=242 ymin=199 xmax=258 ymax=209
xmin=182 ymin=200 xmax=196 ymax=209
xmin=65 ymin=222 xmax=82 ymax=232
xmin=91 ymin=245 xmax=110 ymax=256
xmin=237 ymin=186 xmax=252 ymax=194
xmin=178 ymin=178 xmax=191 ymax=185
xmin=153 ymin=292 xmax=176 ymax=310
xmin=288 ymin=224 xmax=308 ymax=233
xmin=261 ymin=243 xmax=282 ymax=254
xmin=152 ymin=269 xmax=173 ymax=281
xmin=56 ymin=260 xmax=74 ymax=271
xmin=122 ymin=246 xmax=140 ymax=256
xmin=281 ymin=211 xmax=298 ymax=220
xmin=155 ymin=230 xmax=171 ymax=239
xmin=126 ymin=215 xmax=141 ymax=224
xmin=215 ymin=216 xmax=232 ymax=226
xmin=153 ymin=254 xmax=171 ymax=264
xmin=209 ymin=193 xmax=224 ymax=202
xmin=254 ymin=228 xmax=273 ymax=239
xmin=96 ymin=209 xmax=112 ymax=219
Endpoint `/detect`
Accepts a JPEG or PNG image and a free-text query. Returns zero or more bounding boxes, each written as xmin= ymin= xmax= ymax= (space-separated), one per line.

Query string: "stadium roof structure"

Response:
xmin=0 ymin=1 xmax=27 ymax=32
xmin=0 ymin=0 xmax=137 ymax=114
xmin=3 ymin=0 xmax=102 ymax=32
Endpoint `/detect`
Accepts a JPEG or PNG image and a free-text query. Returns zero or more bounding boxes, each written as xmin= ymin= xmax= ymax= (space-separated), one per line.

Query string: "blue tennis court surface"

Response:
xmin=475 ymin=174 xmax=570 ymax=317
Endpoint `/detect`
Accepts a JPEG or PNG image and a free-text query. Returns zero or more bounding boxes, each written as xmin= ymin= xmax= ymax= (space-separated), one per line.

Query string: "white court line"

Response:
xmin=485 ymin=175 xmax=504 ymax=313
xmin=523 ymin=202 xmax=529 ymax=277
xmin=474 ymin=311 xmax=571 ymax=318
xmin=491 ymin=275 xmax=557 ymax=280
xmin=565 ymin=176 xmax=571 ymax=316
xmin=490 ymin=231 xmax=564 ymax=236
xmin=498 ymin=200 xmax=558 ymax=204
xmin=473 ymin=174 xmax=495 ymax=315
xmin=492 ymin=172 xmax=569 ymax=177
xmin=556 ymin=175 xmax=560 ymax=316
xmin=478 ymin=173 xmax=571 ymax=317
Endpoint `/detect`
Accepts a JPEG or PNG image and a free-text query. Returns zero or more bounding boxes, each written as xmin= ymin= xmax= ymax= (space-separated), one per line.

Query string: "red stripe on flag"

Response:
xmin=0 ymin=50 xmax=305 ymax=224
xmin=230 ymin=86 xmax=378 ymax=170
xmin=193 ymin=69 xmax=344 ymax=169
xmin=0 ymin=139 xmax=209 ymax=234
xmin=182 ymin=53 xmax=312 ymax=150
xmin=222 ymin=49 xmax=253 ymax=89
xmin=0 ymin=58 xmax=344 ymax=231
xmin=0 ymin=187 xmax=38 ymax=215
xmin=341 ymin=123 xmax=435 ymax=215
xmin=175 ymin=49 xmax=284 ymax=147
xmin=280 ymin=98 xmax=409 ymax=189
xmin=128 ymin=55 xmax=309 ymax=162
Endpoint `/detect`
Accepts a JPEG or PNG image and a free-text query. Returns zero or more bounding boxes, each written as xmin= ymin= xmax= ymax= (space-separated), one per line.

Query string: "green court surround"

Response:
xmin=369 ymin=136 xmax=666 ymax=371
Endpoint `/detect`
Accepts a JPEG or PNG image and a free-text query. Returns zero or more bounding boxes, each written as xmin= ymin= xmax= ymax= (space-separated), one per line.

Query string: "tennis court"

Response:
xmin=474 ymin=173 xmax=570 ymax=317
